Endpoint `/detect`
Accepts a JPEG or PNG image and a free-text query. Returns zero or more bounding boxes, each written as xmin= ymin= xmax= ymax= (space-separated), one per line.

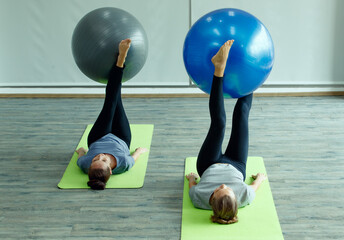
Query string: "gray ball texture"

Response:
xmin=72 ymin=7 xmax=148 ymax=83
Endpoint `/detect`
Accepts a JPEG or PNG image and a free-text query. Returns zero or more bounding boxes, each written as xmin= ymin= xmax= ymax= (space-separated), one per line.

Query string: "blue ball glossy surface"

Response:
xmin=183 ymin=8 xmax=274 ymax=98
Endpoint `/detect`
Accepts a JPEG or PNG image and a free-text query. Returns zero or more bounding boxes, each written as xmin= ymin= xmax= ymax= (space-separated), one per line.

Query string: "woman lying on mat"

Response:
xmin=186 ymin=40 xmax=267 ymax=224
xmin=76 ymin=39 xmax=147 ymax=190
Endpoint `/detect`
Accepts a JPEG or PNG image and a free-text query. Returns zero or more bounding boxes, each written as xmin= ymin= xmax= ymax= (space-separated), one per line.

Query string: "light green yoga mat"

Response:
xmin=182 ymin=157 xmax=284 ymax=240
xmin=58 ymin=124 xmax=154 ymax=189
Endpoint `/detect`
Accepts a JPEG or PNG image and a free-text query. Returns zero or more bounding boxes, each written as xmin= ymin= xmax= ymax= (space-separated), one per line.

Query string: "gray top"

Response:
xmin=189 ymin=164 xmax=255 ymax=210
xmin=77 ymin=133 xmax=135 ymax=174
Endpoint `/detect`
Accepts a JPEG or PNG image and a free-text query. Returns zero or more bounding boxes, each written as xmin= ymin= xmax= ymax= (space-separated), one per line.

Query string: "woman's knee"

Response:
xmin=211 ymin=114 xmax=226 ymax=130
xmin=239 ymin=94 xmax=253 ymax=108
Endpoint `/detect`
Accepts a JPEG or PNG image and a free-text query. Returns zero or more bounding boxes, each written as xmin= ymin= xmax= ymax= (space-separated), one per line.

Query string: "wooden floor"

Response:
xmin=0 ymin=96 xmax=343 ymax=239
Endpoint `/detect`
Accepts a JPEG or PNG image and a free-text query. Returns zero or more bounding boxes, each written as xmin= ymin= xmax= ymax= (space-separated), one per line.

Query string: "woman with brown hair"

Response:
xmin=76 ymin=39 xmax=146 ymax=190
xmin=186 ymin=40 xmax=266 ymax=224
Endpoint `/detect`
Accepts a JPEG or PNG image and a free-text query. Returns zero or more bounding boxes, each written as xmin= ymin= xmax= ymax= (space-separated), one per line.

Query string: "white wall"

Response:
xmin=0 ymin=0 xmax=189 ymax=88
xmin=1 ymin=0 xmax=344 ymax=94
xmin=192 ymin=0 xmax=344 ymax=87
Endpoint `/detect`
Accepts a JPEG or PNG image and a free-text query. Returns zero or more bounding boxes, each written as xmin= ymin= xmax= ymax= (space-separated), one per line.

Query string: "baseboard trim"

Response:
xmin=1 ymin=92 xmax=344 ymax=98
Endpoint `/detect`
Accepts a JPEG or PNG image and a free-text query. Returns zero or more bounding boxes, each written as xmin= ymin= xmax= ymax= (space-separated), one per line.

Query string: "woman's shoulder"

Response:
xmin=77 ymin=154 xmax=92 ymax=173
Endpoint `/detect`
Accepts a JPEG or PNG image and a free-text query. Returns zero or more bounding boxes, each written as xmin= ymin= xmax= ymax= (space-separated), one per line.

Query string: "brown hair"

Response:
xmin=210 ymin=194 xmax=238 ymax=224
xmin=87 ymin=167 xmax=111 ymax=190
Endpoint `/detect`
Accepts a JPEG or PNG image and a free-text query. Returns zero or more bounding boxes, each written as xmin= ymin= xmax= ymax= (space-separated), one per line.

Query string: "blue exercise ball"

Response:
xmin=72 ymin=7 xmax=148 ymax=84
xmin=183 ymin=8 xmax=274 ymax=98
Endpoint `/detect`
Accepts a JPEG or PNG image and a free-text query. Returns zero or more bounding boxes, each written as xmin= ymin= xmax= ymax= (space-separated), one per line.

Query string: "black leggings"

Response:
xmin=197 ymin=76 xmax=253 ymax=180
xmin=87 ymin=66 xmax=131 ymax=148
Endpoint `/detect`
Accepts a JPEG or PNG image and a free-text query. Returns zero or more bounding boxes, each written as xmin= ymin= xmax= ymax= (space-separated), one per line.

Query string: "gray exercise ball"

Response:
xmin=72 ymin=7 xmax=148 ymax=84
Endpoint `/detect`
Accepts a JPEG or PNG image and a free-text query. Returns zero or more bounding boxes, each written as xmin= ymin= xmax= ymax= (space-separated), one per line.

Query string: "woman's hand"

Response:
xmin=250 ymin=173 xmax=267 ymax=192
xmin=76 ymin=147 xmax=87 ymax=155
xmin=251 ymin=173 xmax=267 ymax=181
xmin=131 ymin=147 xmax=148 ymax=162
xmin=186 ymin=172 xmax=199 ymax=181
xmin=186 ymin=172 xmax=199 ymax=189
xmin=135 ymin=147 xmax=148 ymax=154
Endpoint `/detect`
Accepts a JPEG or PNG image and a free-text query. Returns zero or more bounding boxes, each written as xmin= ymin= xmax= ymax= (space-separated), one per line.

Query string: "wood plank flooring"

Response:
xmin=0 ymin=96 xmax=343 ymax=239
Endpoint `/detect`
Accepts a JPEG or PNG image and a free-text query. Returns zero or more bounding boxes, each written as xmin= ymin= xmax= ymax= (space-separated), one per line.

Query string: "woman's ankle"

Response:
xmin=214 ymin=68 xmax=225 ymax=77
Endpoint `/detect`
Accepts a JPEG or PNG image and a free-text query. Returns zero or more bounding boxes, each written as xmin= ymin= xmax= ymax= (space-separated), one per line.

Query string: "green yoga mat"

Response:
xmin=182 ymin=157 xmax=284 ymax=240
xmin=58 ymin=124 xmax=154 ymax=189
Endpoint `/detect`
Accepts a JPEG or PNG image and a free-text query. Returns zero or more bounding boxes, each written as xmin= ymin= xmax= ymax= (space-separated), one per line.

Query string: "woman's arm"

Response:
xmin=76 ymin=147 xmax=87 ymax=158
xmin=131 ymin=147 xmax=147 ymax=162
xmin=249 ymin=173 xmax=267 ymax=192
xmin=186 ymin=172 xmax=200 ymax=189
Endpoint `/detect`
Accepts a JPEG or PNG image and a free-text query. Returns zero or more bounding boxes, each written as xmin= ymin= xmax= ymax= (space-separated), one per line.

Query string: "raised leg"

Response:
xmin=196 ymin=40 xmax=234 ymax=177
xmin=223 ymin=93 xmax=253 ymax=178
xmin=111 ymin=92 xmax=131 ymax=148
xmin=87 ymin=67 xmax=123 ymax=147
xmin=87 ymin=39 xmax=131 ymax=147
xmin=196 ymin=76 xmax=226 ymax=177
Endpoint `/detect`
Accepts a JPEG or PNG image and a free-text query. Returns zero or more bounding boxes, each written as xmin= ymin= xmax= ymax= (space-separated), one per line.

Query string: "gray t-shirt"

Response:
xmin=77 ymin=133 xmax=135 ymax=174
xmin=189 ymin=164 xmax=255 ymax=210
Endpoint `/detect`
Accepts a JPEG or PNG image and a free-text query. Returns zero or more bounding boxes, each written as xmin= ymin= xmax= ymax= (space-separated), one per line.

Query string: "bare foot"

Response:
xmin=116 ymin=39 xmax=131 ymax=67
xmin=211 ymin=40 xmax=234 ymax=77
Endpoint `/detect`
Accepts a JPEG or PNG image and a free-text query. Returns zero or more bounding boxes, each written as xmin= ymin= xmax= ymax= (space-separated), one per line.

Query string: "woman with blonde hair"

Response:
xmin=186 ymin=40 xmax=266 ymax=224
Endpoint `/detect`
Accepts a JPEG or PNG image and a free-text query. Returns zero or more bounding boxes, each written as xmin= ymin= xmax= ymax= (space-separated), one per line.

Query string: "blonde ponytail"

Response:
xmin=210 ymin=194 xmax=238 ymax=224
xmin=211 ymin=215 xmax=238 ymax=224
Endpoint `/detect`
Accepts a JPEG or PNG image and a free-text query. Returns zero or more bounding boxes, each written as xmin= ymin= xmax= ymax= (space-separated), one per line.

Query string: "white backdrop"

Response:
xmin=0 ymin=0 xmax=189 ymax=87
xmin=191 ymin=0 xmax=344 ymax=87
xmin=1 ymin=0 xmax=344 ymax=94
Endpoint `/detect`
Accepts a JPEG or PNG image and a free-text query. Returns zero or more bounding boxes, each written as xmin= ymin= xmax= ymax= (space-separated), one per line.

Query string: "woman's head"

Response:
xmin=87 ymin=154 xmax=112 ymax=190
xmin=210 ymin=184 xmax=238 ymax=224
